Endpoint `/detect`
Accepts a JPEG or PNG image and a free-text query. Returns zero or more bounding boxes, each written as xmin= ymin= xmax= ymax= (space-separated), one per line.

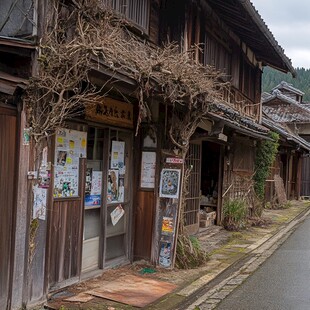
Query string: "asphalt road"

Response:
xmin=216 ymin=215 xmax=310 ymax=310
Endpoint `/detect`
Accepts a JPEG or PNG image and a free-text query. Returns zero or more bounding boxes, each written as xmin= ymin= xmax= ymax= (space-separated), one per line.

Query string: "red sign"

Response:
xmin=166 ymin=158 xmax=184 ymax=164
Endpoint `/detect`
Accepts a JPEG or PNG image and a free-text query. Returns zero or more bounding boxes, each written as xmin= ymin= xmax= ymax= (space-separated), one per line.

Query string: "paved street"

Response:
xmin=215 ymin=215 xmax=310 ymax=310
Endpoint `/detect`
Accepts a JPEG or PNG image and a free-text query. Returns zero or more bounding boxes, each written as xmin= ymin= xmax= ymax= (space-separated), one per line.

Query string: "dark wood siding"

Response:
xmin=0 ymin=107 xmax=18 ymax=310
xmin=48 ymin=198 xmax=84 ymax=288
xmin=301 ymin=156 xmax=310 ymax=197
xmin=134 ymin=191 xmax=155 ymax=260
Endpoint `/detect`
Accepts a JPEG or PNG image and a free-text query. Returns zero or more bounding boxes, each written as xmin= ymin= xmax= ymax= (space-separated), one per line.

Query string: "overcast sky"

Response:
xmin=251 ymin=0 xmax=310 ymax=69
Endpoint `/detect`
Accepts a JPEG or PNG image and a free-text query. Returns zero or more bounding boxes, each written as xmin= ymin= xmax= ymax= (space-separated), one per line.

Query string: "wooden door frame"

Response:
xmin=0 ymin=105 xmax=19 ymax=310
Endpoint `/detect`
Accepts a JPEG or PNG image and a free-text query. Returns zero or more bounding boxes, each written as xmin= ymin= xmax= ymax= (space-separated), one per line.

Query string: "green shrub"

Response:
xmin=223 ymin=199 xmax=247 ymax=231
xmin=254 ymin=131 xmax=279 ymax=201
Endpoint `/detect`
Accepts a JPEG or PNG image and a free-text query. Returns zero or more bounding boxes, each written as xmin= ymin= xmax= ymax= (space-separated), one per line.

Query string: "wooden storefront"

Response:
xmin=46 ymin=98 xmax=134 ymax=291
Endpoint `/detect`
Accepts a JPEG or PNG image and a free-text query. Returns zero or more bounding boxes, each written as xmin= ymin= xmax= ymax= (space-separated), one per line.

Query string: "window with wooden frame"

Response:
xmin=106 ymin=0 xmax=150 ymax=33
xmin=239 ymin=56 xmax=256 ymax=102
xmin=203 ymin=32 xmax=232 ymax=79
xmin=233 ymin=141 xmax=255 ymax=173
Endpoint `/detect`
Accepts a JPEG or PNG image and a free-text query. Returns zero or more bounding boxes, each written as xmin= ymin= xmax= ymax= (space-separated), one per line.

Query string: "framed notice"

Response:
xmin=53 ymin=128 xmax=87 ymax=198
xmin=140 ymin=151 xmax=156 ymax=189
xmin=159 ymin=168 xmax=181 ymax=199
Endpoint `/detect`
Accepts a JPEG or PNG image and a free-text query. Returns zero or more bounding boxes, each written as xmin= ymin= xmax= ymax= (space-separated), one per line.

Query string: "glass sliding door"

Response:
xmin=82 ymin=126 xmax=132 ymax=272
xmin=82 ymin=127 xmax=104 ymax=272
xmin=105 ymin=129 xmax=132 ymax=266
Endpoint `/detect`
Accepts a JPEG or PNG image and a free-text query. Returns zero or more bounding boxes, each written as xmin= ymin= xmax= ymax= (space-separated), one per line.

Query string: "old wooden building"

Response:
xmin=262 ymin=82 xmax=310 ymax=199
xmin=0 ymin=0 xmax=296 ymax=309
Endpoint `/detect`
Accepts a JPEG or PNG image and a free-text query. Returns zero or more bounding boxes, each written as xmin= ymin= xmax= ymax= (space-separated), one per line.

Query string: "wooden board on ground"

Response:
xmin=64 ymin=293 xmax=94 ymax=303
xmin=274 ymin=174 xmax=287 ymax=205
xmin=87 ymin=275 xmax=177 ymax=308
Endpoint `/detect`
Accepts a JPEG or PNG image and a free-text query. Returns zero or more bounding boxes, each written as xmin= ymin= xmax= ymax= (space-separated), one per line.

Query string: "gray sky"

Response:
xmin=251 ymin=0 xmax=310 ymax=69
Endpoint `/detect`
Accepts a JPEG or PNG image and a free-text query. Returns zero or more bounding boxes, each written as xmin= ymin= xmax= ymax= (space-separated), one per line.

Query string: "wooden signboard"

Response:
xmin=86 ymin=97 xmax=133 ymax=128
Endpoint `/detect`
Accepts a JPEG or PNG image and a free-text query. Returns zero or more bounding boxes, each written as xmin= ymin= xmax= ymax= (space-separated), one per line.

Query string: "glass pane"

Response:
xmin=84 ymin=208 xmax=101 ymax=240
xmin=106 ymin=234 xmax=126 ymax=260
xmin=87 ymin=127 xmax=104 ymax=160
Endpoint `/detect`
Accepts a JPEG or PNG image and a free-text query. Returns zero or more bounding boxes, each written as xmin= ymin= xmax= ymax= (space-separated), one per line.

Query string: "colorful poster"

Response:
xmin=85 ymin=194 xmax=101 ymax=207
xmin=111 ymin=141 xmax=125 ymax=169
xmin=159 ymin=169 xmax=181 ymax=199
xmin=32 ymin=185 xmax=47 ymax=220
xmin=85 ymin=169 xmax=102 ymax=208
xmin=107 ymin=169 xmax=119 ymax=202
xmin=118 ymin=177 xmax=125 ymax=202
xmin=23 ymin=128 xmax=30 ymax=145
xmin=54 ymin=129 xmax=87 ymax=198
xmin=110 ymin=204 xmax=125 ymax=226
xmin=159 ymin=242 xmax=172 ymax=268
xmin=140 ymin=151 xmax=156 ymax=188
xmin=161 ymin=217 xmax=174 ymax=234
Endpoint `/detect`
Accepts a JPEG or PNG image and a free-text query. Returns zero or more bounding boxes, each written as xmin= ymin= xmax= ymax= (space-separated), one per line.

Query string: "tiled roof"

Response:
xmin=272 ymin=81 xmax=304 ymax=96
xmin=262 ymin=89 xmax=310 ymax=123
xmin=263 ymin=104 xmax=310 ymax=123
xmin=263 ymin=116 xmax=310 ymax=152
xmin=209 ymin=101 xmax=269 ymax=135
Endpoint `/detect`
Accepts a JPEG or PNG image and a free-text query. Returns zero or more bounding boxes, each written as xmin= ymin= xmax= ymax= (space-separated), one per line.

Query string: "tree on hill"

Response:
xmin=262 ymin=66 xmax=310 ymax=102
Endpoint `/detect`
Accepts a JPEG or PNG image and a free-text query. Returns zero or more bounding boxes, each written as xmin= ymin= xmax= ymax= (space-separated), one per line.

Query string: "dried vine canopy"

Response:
xmin=25 ymin=0 xmax=228 ymax=144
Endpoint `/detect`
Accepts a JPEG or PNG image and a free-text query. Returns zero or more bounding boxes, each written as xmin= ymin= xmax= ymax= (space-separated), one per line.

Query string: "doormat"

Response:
xmin=87 ymin=275 xmax=177 ymax=307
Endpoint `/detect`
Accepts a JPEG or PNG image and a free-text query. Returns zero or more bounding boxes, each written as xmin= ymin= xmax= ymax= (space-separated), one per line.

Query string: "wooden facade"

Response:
xmin=0 ymin=1 xmax=298 ymax=309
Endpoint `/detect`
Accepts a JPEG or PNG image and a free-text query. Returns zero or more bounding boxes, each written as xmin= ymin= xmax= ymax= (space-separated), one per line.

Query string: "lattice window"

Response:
xmin=0 ymin=0 xmax=37 ymax=38
xmin=107 ymin=0 xmax=150 ymax=33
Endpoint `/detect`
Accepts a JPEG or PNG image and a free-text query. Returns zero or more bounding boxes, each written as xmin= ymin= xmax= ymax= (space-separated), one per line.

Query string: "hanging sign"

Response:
xmin=166 ymin=157 xmax=183 ymax=164
xmin=86 ymin=97 xmax=133 ymax=128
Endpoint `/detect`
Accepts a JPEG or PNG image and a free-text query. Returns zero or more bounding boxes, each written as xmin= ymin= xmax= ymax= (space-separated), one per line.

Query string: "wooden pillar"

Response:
xmin=297 ymin=155 xmax=303 ymax=200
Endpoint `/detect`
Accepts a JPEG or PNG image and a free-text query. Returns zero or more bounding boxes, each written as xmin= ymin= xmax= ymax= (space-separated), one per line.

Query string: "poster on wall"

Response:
xmin=54 ymin=128 xmax=87 ymax=198
xmin=111 ymin=141 xmax=125 ymax=169
xmin=159 ymin=241 xmax=172 ymax=268
xmin=85 ymin=169 xmax=103 ymax=208
xmin=161 ymin=216 xmax=174 ymax=234
xmin=110 ymin=204 xmax=125 ymax=226
xmin=33 ymin=185 xmax=47 ymax=220
xmin=107 ymin=169 xmax=119 ymax=202
xmin=140 ymin=151 xmax=156 ymax=188
xmin=159 ymin=169 xmax=181 ymax=199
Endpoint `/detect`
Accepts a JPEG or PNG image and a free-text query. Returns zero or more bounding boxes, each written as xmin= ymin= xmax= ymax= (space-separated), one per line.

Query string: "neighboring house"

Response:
xmin=262 ymin=81 xmax=310 ymax=199
xmin=0 ymin=1 xmax=295 ymax=309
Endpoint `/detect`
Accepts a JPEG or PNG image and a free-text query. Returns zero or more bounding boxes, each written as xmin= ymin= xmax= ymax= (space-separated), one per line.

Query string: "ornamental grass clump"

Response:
xmin=223 ymin=199 xmax=247 ymax=231
xmin=175 ymin=234 xmax=208 ymax=269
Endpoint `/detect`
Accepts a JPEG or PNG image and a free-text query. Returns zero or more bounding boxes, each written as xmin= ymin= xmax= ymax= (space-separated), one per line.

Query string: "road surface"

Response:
xmin=216 ymin=216 xmax=310 ymax=310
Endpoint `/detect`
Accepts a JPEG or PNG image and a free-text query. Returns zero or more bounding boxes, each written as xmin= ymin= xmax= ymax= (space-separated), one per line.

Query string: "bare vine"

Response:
xmin=25 ymin=0 xmax=228 ymax=147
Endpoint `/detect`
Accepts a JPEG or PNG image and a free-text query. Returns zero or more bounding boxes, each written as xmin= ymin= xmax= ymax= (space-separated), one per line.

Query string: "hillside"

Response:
xmin=262 ymin=67 xmax=310 ymax=102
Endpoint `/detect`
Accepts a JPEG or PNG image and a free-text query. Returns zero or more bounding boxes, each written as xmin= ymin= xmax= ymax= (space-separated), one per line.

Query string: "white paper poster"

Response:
xmin=33 ymin=185 xmax=47 ymax=220
xmin=110 ymin=204 xmax=125 ymax=226
xmin=111 ymin=141 xmax=125 ymax=169
xmin=54 ymin=129 xmax=87 ymax=198
xmin=91 ymin=171 xmax=102 ymax=195
xmin=140 ymin=151 xmax=156 ymax=188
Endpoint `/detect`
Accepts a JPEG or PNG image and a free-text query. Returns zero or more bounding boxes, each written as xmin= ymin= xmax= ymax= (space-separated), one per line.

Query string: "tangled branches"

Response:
xmin=25 ymin=0 xmax=228 ymax=146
